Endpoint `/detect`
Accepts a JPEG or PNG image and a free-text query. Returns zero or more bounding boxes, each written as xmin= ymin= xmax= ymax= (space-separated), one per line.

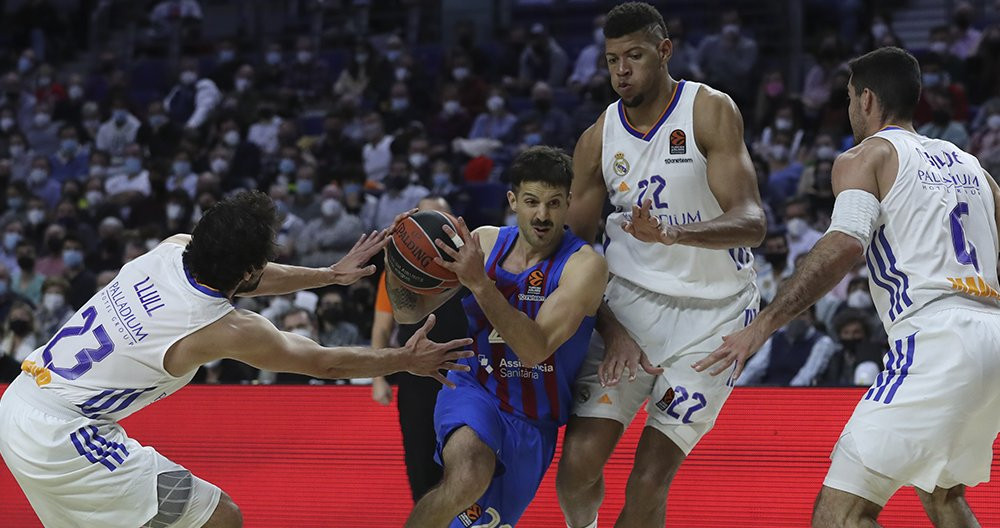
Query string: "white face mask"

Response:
xmin=68 ymin=85 xmax=84 ymax=100
xmin=988 ymin=115 xmax=1000 ymax=130
xmin=33 ymin=113 xmax=51 ymax=127
xmin=816 ymin=145 xmax=837 ymax=161
xmin=487 ymin=96 xmax=504 ymax=113
xmin=223 ymin=130 xmax=241 ymax=147
xmin=210 ymin=158 xmax=229 ymax=174
xmin=871 ymin=22 xmax=889 ymax=40
xmin=26 ymin=208 xmax=45 ymax=225
xmin=452 ymin=67 xmax=470 ymax=81
xmin=43 ymin=292 xmax=65 ymax=312
xmin=29 ymin=168 xmax=48 ymax=185
xmin=234 ymin=78 xmax=250 ymax=92
xmin=929 ymin=41 xmax=949 ymax=54
xmin=408 ymin=153 xmax=427 ymax=168
xmin=774 ymin=117 xmax=793 ymax=131
xmin=847 ymin=290 xmax=873 ymax=309
xmin=0 ymin=117 xmax=14 ymax=131
xmin=770 ymin=143 xmax=789 ymax=162
xmin=180 ymin=71 xmax=198 ymax=85
xmin=786 ymin=217 xmax=808 ymax=238
xmin=166 ymin=203 xmax=183 ymax=220
xmin=443 ymin=100 xmax=461 ymax=115
xmin=289 ymin=327 xmax=313 ymax=339
xmin=593 ymin=28 xmax=605 ymax=45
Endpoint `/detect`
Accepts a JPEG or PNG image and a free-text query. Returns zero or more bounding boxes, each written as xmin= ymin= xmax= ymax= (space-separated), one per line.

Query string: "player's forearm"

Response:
xmin=321 ymin=345 xmax=408 ymax=379
xmin=756 ymin=233 xmax=863 ymax=335
xmin=238 ymin=262 xmax=337 ymax=297
xmin=469 ymin=280 xmax=550 ymax=367
xmin=385 ymin=272 xmax=452 ymax=324
xmin=594 ymin=300 xmax=627 ymax=340
xmin=672 ymin=204 xmax=767 ymax=249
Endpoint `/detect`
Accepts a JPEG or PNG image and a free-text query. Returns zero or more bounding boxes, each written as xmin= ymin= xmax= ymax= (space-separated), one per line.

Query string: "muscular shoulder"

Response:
xmin=575 ymin=111 xmax=606 ymax=156
xmin=693 ymin=85 xmax=743 ymax=150
xmin=472 ymin=225 xmax=502 ymax=256
xmin=564 ymin=245 xmax=608 ymax=283
xmin=832 ymin=138 xmax=896 ymax=197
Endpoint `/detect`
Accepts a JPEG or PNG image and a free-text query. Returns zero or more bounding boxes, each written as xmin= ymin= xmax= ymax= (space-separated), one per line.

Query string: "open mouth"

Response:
xmin=532 ymin=225 xmax=551 ymax=237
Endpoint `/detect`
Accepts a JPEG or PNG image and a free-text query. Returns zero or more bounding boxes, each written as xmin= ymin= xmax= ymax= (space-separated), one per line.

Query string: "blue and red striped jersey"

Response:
xmin=454 ymin=226 xmax=596 ymax=427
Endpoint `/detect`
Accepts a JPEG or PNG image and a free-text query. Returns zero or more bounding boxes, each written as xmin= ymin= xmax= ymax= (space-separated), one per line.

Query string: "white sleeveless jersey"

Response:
xmin=21 ymin=242 xmax=233 ymax=421
xmin=601 ymin=80 xmax=755 ymax=299
xmin=864 ymin=127 xmax=1000 ymax=332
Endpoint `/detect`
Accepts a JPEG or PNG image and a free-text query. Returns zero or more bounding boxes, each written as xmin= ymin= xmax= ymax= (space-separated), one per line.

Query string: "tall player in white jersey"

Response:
xmin=697 ymin=47 xmax=1000 ymax=527
xmin=558 ymin=3 xmax=766 ymax=527
xmin=0 ymin=191 xmax=473 ymax=528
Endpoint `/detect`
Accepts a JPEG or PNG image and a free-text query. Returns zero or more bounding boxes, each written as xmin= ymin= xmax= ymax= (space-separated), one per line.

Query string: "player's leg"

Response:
xmin=812 ymin=486 xmax=883 ymax=528
xmin=397 ymin=374 xmax=443 ymax=501
xmin=915 ymin=485 xmax=980 ymax=528
xmin=557 ymin=416 xmax=625 ymax=528
xmin=198 ymin=490 xmax=243 ymax=528
xmin=405 ymin=426 xmax=496 ymax=528
xmin=615 ymin=427 xmax=686 ymax=528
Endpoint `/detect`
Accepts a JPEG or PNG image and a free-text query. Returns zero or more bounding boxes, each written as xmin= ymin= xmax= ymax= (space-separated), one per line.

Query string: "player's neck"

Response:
xmin=509 ymin=234 xmax=562 ymax=271
xmin=623 ymin=76 xmax=678 ymax=130
xmin=872 ymin=119 xmax=916 ymax=136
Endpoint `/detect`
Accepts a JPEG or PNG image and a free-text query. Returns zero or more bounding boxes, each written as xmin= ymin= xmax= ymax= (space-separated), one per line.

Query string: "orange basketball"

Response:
xmin=386 ymin=211 xmax=462 ymax=294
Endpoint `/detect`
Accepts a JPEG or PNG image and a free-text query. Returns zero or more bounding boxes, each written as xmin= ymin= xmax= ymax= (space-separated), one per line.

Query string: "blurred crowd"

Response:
xmin=0 ymin=0 xmax=998 ymax=387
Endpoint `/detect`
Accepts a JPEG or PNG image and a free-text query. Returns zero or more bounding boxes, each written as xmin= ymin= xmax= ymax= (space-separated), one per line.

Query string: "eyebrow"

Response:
xmin=606 ymin=47 xmax=645 ymax=56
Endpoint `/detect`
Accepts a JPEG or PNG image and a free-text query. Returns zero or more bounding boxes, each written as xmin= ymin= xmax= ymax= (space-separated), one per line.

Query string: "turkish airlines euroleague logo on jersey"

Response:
xmin=527 ymin=269 xmax=545 ymax=295
xmin=669 ymin=129 xmax=686 ymax=155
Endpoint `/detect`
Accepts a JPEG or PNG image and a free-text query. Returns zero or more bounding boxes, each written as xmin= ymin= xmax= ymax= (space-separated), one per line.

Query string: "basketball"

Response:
xmin=386 ymin=211 xmax=462 ymax=294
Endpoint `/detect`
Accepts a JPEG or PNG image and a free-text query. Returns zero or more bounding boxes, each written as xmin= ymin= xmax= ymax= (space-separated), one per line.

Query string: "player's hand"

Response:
xmin=403 ymin=314 xmax=474 ymax=388
xmin=386 ymin=208 xmax=419 ymax=237
xmin=599 ymin=323 xmax=663 ymax=387
xmin=330 ymin=230 xmax=388 ymax=285
xmin=372 ymin=376 xmax=393 ymax=405
xmin=622 ymin=199 xmax=680 ymax=245
xmin=692 ymin=321 xmax=770 ymax=380
xmin=434 ymin=217 xmax=491 ymax=291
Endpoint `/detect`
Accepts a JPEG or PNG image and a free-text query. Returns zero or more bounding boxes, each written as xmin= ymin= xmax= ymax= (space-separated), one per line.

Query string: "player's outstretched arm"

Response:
xmin=159 ymin=231 xmax=389 ymax=297
xmin=693 ymin=141 xmax=888 ymax=380
xmin=566 ymin=113 xmax=607 ymax=244
xmin=384 ymin=269 xmax=462 ymax=325
xmin=435 ymin=218 xmax=608 ymax=367
xmin=176 ymin=310 xmax=473 ymax=386
xmin=624 ymin=89 xmax=766 ymax=249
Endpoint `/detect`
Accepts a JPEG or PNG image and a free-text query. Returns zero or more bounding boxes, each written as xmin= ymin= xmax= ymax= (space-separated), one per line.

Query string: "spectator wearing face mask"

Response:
xmin=137 ymin=100 xmax=181 ymax=160
xmin=382 ymin=82 xmax=421 ymax=134
xmin=697 ymin=10 xmax=758 ymax=109
xmin=335 ymin=41 xmax=377 ymax=103
xmin=755 ymin=229 xmax=793 ymax=305
xmin=48 ymin=124 xmax=88 ymax=183
xmin=104 ymin=143 xmax=151 ymax=206
xmin=26 ymin=156 xmax=60 ymax=208
xmin=164 ymin=59 xmax=221 ymax=130
xmin=914 ymin=54 xmax=969 ymax=125
xmin=22 ymin=195 xmax=48 ymax=241
xmin=311 ymin=112 xmax=362 ymax=174
xmin=35 ymin=224 xmax=65 ymax=278
xmin=0 ymin=302 xmax=38 ymax=373
xmin=362 ymin=112 xmax=394 ymax=186
xmin=0 ymin=106 xmax=19 ymax=144
xmin=216 ymin=117 xmax=261 ymax=190
xmin=166 ymin=150 xmax=198 ymax=198
xmin=284 ymin=36 xmax=330 ymax=106
xmin=296 ymin=193 xmax=365 ymax=268
xmin=568 ymin=15 xmax=607 ymax=91
xmin=783 ymin=197 xmax=823 ymax=263
xmin=470 ymin=91 xmax=517 ymax=142
xmin=35 ymin=276 xmax=71 ymax=339
xmin=737 ymin=305 xmax=836 ymax=386
xmin=518 ymin=81 xmax=571 ymax=148
xmin=763 ymin=134 xmax=803 ymax=209
xmin=0 ymin=72 xmax=37 ymax=131
xmin=24 ymin=102 xmax=60 ymax=156
xmin=341 ymin=176 xmax=377 ymax=230
xmin=317 ymin=289 xmax=360 ymax=347
xmin=53 ymin=73 xmax=86 ymax=126
xmin=5 ymin=133 xmax=34 ymax=183
xmin=449 ymin=52 xmax=488 ymax=116
xmin=950 ymin=2 xmax=982 ymax=60
xmin=820 ymin=276 xmax=883 ymax=339
xmin=274 ymin=306 xmax=325 ymax=384
xmin=268 ymin=183 xmax=305 ymax=264
xmin=61 ymin=235 xmax=94 ymax=310
xmin=11 ymin=240 xmax=43 ymax=305
xmin=95 ymin=99 xmax=141 ymax=157
xmin=819 ymin=310 xmax=887 ymax=386
xmin=247 ymin=106 xmax=282 ymax=156
xmin=429 ymin=85 xmax=472 ymax=143
xmin=209 ymin=39 xmax=240 ymax=90
xmin=917 ymin=89 xmax=969 ymax=149
xmin=801 ymin=42 xmax=843 ymax=116
xmin=370 ymin=157 xmax=428 ymax=230
xmin=519 ymin=23 xmax=569 ymax=88
xmin=970 ymin=103 xmax=1000 ymax=175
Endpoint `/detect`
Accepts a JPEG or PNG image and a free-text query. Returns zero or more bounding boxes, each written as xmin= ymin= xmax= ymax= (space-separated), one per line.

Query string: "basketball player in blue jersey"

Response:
xmin=696 ymin=47 xmax=1000 ymax=527
xmin=558 ymin=3 xmax=767 ymax=527
xmin=0 ymin=191 xmax=473 ymax=528
xmin=385 ymin=146 xmax=608 ymax=528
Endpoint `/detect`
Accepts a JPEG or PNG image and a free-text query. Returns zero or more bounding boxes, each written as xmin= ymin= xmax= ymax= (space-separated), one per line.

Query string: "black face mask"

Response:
xmin=9 ymin=319 xmax=32 ymax=337
xmin=534 ymin=99 xmax=551 ymax=113
xmin=17 ymin=256 xmax=34 ymax=271
xmin=321 ymin=306 xmax=344 ymax=323
xmin=932 ymin=109 xmax=951 ymax=127
xmin=351 ymin=289 xmax=372 ymax=304
xmin=764 ymin=251 xmax=788 ymax=268
xmin=840 ymin=338 xmax=862 ymax=352
xmin=47 ymin=237 xmax=63 ymax=254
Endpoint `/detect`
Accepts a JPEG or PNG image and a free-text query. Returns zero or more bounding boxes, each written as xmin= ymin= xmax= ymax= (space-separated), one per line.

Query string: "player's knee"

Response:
xmin=441 ymin=454 xmax=494 ymax=504
xmin=556 ymin=447 xmax=600 ymax=489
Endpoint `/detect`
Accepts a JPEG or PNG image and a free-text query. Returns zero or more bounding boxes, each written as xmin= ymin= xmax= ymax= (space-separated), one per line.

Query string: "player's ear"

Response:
xmin=659 ymin=38 xmax=672 ymax=66
xmin=507 ymin=190 xmax=517 ymax=211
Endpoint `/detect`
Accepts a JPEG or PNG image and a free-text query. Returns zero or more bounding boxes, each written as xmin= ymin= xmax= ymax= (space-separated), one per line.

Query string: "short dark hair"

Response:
xmin=508 ymin=146 xmax=573 ymax=194
xmin=604 ymin=2 xmax=668 ymax=42
xmin=848 ymin=47 xmax=921 ymax=123
xmin=832 ymin=309 xmax=871 ymax=337
xmin=182 ymin=190 xmax=277 ymax=293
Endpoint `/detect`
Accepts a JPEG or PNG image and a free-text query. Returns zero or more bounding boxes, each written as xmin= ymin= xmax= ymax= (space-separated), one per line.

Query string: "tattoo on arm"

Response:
xmin=387 ymin=284 xmax=418 ymax=311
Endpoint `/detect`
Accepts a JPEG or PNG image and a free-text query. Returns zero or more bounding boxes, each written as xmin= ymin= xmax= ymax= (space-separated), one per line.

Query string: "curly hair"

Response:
xmin=182 ymin=190 xmax=278 ymax=293
xmin=507 ymin=145 xmax=573 ymax=194
xmin=604 ymin=2 xmax=668 ymax=42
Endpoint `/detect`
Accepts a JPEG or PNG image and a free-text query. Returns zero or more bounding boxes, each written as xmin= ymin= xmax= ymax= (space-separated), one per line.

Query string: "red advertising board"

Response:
xmin=1 ymin=385 xmax=998 ymax=527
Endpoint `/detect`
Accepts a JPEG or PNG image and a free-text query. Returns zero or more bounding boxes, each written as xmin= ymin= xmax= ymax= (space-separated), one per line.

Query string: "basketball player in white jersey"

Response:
xmin=558 ymin=3 xmax=766 ymax=527
xmin=0 ymin=190 xmax=473 ymax=528
xmin=696 ymin=46 xmax=1000 ymax=527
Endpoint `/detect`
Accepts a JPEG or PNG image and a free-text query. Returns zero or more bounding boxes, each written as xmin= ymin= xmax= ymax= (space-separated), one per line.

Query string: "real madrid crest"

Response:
xmin=613 ymin=151 xmax=630 ymax=177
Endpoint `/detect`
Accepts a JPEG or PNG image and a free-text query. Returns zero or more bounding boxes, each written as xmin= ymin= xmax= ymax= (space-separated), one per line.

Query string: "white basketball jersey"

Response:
xmin=864 ymin=127 xmax=1000 ymax=331
xmin=601 ymin=80 xmax=755 ymax=299
xmin=20 ymin=242 xmax=233 ymax=420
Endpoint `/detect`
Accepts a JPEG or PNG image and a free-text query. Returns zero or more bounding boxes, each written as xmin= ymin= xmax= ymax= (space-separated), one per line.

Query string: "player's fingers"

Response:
xmin=434 ymin=239 xmax=461 ymax=259
xmin=631 ymin=203 xmax=642 ymax=219
xmin=708 ymin=354 xmax=735 ymax=377
xmin=432 ymin=256 xmax=458 ymax=271
xmin=626 ymin=357 xmax=638 ymax=382
xmin=416 ymin=314 xmax=436 ymax=338
xmin=441 ymin=361 xmax=471 ymax=372
xmin=611 ymin=356 xmax=627 ymax=384
xmin=438 ymin=338 xmax=474 ymax=352
xmin=732 ymin=357 xmax=746 ymax=382
xmin=639 ymin=353 xmax=665 ymax=375
xmin=691 ymin=347 xmax=725 ymax=372
xmin=433 ymin=371 xmax=457 ymax=389
xmin=641 ymin=198 xmax=653 ymax=216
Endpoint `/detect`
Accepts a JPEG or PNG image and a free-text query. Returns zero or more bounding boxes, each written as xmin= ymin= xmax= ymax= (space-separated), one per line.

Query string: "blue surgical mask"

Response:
xmin=149 ymin=114 xmax=168 ymax=128
xmin=524 ymin=133 xmax=542 ymax=146
xmin=113 ymin=109 xmax=127 ymax=123
xmin=62 ymin=249 xmax=84 ymax=268
xmin=279 ymin=158 xmax=296 ymax=174
xmin=218 ymin=49 xmax=236 ymax=63
xmin=3 ymin=232 xmax=21 ymax=251
xmin=296 ymin=179 xmax=314 ymax=195
xmin=6 ymin=197 xmax=23 ymax=211
xmin=124 ymin=157 xmax=142 ymax=174
xmin=433 ymin=172 xmax=451 ymax=188
xmin=60 ymin=139 xmax=78 ymax=154
xmin=172 ymin=161 xmax=191 ymax=176
xmin=266 ymin=51 xmax=282 ymax=65
xmin=0 ymin=281 xmax=8 ymax=297
xmin=343 ymin=183 xmax=362 ymax=197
